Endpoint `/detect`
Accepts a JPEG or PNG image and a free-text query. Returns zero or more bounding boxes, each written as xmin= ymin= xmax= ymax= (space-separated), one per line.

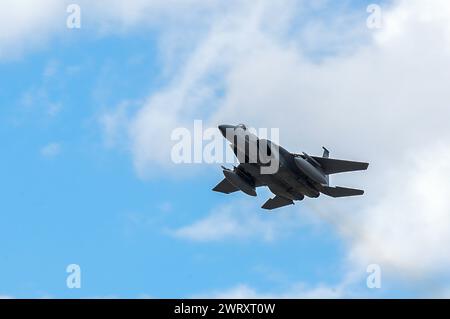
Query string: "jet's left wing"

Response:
xmin=212 ymin=178 xmax=239 ymax=194
xmin=262 ymin=196 xmax=294 ymax=210
xmin=311 ymin=156 xmax=369 ymax=175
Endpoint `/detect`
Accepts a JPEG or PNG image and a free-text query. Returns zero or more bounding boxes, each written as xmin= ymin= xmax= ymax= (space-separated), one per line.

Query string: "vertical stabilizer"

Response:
xmin=322 ymin=147 xmax=330 ymax=185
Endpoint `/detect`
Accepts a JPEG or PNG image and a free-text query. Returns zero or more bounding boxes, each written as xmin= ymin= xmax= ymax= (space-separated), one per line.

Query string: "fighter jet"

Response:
xmin=213 ymin=124 xmax=369 ymax=210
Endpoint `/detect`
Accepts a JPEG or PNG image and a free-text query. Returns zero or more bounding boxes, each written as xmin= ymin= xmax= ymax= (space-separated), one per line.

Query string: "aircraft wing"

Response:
xmin=262 ymin=196 xmax=294 ymax=210
xmin=311 ymin=156 xmax=369 ymax=175
xmin=320 ymin=185 xmax=364 ymax=197
xmin=212 ymin=178 xmax=239 ymax=194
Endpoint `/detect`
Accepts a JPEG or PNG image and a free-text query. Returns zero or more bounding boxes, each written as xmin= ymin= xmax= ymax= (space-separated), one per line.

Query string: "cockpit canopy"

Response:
xmin=237 ymin=124 xmax=247 ymax=130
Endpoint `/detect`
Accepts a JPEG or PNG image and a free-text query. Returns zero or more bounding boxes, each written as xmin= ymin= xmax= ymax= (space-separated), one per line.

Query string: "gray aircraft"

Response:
xmin=213 ymin=124 xmax=369 ymax=210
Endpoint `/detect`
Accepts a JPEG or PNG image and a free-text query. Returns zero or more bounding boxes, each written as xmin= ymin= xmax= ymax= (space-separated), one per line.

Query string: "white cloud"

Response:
xmin=8 ymin=0 xmax=450 ymax=292
xmin=99 ymin=101 xmax=133 ymax=148
xmin=20 ymin=87 xmax=62 ymax=118
xmin=114 ymin=0 xmax=334 ymax=177
xmin=342 ymin=142 xmax=450 ymax=278
xmin=0 ymin=0 xmax=66 ymax=59
xmin=0 ymin=0 xmax=240 ymax=60
xmin=110 ymin=0 xmax=450 ymax=288
xmin=40 ymin=142 xmax=61 ymax=158
xmin=171 ymin=198 xmax=318 ymax=242
xmin=198 ymin=282 xmax=346 ymax=299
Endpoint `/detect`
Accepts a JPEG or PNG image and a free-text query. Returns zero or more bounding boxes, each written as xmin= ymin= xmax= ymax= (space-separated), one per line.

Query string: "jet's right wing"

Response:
xmin=262 ymin=196 xmax=294 ymax=210
xmin=212 ymin=178 xmax=239 ymax=194
xmin=321 ymin=186 xmax=364 ymax=197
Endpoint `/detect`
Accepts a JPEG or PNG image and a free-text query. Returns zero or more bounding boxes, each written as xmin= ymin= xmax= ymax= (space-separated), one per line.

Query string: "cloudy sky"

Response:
xmin=1 ymin=0 xmax=450 ymax=298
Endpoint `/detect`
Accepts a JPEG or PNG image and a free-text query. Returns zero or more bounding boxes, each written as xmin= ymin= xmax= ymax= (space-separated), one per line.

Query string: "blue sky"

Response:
xmin=1 ymin=0 xmax=450 ymax=298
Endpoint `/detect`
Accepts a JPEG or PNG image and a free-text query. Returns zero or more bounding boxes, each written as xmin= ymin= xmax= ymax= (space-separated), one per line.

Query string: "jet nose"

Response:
xmin=218 ymin=124 xmax=235 ymax=137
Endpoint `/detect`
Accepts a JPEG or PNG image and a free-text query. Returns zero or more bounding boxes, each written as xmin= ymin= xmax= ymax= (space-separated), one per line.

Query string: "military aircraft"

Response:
xmin=213 ymin=124 xmax=369 ymax=210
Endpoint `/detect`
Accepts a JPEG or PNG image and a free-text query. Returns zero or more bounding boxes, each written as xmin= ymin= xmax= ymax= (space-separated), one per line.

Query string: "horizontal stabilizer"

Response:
xmin=262 ymin=196 xmax=294 ymax=210
xmin=311 ymin=157 xmax=369 ymax=175
xmin=321 ymin=186 xmax=364 ymax=198
xmin=212 ymin=178 xmax=239 ymax=194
